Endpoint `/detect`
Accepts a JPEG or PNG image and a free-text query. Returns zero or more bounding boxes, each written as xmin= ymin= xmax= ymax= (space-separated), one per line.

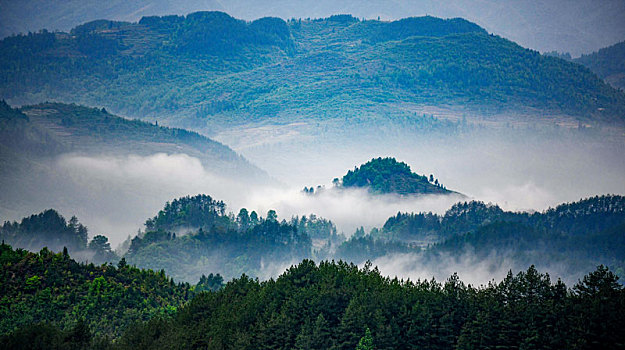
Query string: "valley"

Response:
xmin=1 ymin=4 xmax=624 ymax=349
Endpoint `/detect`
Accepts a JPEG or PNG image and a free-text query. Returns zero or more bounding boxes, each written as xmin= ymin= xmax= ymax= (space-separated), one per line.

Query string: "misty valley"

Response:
xmin=1 ymin=5 xmax=625 ymax=350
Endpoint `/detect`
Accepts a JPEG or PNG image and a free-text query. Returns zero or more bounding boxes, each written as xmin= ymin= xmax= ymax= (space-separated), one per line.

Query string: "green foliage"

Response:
xmin=575 ymin=40 xmax=625 ymax=90
xmin=291 ymin=214 xmax=337 ymax=239
xmin=0 ymin=242 xmax=192 ymax=339
xmin=335 ymin=195 xmax=625 ymax=280
xmin=341 ymin=157 xmax=451 ymax=195
xmin=0 ymin=321 xmax=110 ymax=350
xmin=347 ymin=16 xmax=486 ymax=43
xmin=356 ymin=327 xmax=375 ymax=350
xmin=1 ymin=13 xmax=623 ymax=132
xmin=382 ymin=194 xmax=625 ymax=242
xmin=169 ymin=12 xmax=293 ymax=57
xmin=195 ymin=273 xmax=224 ymax=292
xmin=109 ymin=261 xmax=625 ymax=350
xmin=0 ymin=208 xmax=120 ymax=265
xmin=88 ymin=235 xmax=117 ymax=265
xmin=144 ymin=194 xmax=228 ymax=232
xmin=126 ymin=195 xmax=314 ymax=282
xmin=336 ymin=235 xmax=414 ymax=262
xmin=381 ymin=211 xmax=441 ymax=241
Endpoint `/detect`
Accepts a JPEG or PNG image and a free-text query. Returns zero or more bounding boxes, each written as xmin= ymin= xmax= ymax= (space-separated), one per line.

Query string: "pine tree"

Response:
xmin=356 ymin=327 xmax=375 ymax=350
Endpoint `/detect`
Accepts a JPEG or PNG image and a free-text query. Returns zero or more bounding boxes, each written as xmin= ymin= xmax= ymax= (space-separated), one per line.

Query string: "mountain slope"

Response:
xmin=0 ymin=101 xmax=269 ymax=235
xmin=576 ymin=41 xmax=625 ymax=90
xmin=0 ymin=243 xmax=192 ymax=339
xmin=0 ymin=101 xmax=264 ymax=178
xmin=1 ymin=12 xmax=624 ymax=136
xmin=15 ymin=102 xmax=261 ymax=176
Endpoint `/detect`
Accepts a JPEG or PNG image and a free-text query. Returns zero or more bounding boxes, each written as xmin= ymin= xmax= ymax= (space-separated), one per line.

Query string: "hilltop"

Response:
xmin=0 ymin=208 xmax=118 ymax=264
xmin=338 ymin=157 xmax=453 ymax=195
xmin=2 ymin=0 xmax=624 ymax=56
xmin=124 ymin=194 xmax=323 ymax=281
xmin=1 ymin=12 xmax=624 ymax=136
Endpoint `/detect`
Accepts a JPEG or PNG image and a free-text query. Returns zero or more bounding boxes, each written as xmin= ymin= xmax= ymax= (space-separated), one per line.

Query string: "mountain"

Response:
xmin=126 ymin=192 xmax=625 ymax=283
xmin=1 ymin=0 xmax=624 ymax=56
xmin=3 ymin=196 xmax=625 ymax=347
xmin=381 ymin=195 xmax=625 ymax=243
xmin=0 ymin=242 xmax=192 ymax=340
xmin=1 ymin=12 xmax=624 ymax=137
xmin=575 ymin=41 xmax=625 ymax=90
xmin=0 ymin=101 xmax=268 ymax=225
xmin=0 ymin=102 xmax=262 ymax=177
xmin=338 ymin=157 xmax=453 ymax=195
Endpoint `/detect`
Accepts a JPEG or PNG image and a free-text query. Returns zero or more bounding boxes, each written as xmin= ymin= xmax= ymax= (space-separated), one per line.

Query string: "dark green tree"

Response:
xmin=356 ymin=327 xmax=375 ymax=350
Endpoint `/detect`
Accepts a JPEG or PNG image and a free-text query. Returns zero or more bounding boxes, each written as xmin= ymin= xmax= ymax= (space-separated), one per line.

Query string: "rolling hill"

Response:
xmin=1 ymin=12 xmax=624 ymax=138
xmin=2 ymin=0 xmax=624 ymax=56
xmin=0 ymin=101 xmax=263 ymax=177
xmin=338 ymin=157 xmax=454 ymax=195
xmin=338 ymin=195 xmax=625 ymax=281
xmin=0 ymin=101 xmax=268 ymax=226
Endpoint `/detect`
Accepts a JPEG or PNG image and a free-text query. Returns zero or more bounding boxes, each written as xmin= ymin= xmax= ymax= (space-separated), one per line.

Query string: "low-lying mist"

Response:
xmin=370 ymin=250 xmax=583 ymax=287
xmin=1 ymin=121 xmax=624 ymax=285
xmin=31 ymin=153 xmax=464 ymax=246
xmin=217 ymin=121 xmax=625 ymax=213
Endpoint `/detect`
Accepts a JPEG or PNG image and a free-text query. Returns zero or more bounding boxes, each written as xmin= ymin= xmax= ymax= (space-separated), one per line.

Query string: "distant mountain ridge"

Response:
xmin=575 ymin=41 xmax=625 ymax=90
xmin=2 ymin=0 xmax=624 ymax=56
xmin=1 ymin=11 xmax=624 ymax=136
xmin=0 ymin=101 xmax=265 ymax=179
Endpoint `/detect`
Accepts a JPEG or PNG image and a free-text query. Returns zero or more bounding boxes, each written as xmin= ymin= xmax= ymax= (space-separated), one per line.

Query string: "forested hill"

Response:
xmin=0 ymin=101 xmax=267 ymax=198
xmin=3 ymin=247 xmax=625 ymax=349
xmin=5 ymin=102 xmax=264 ymax=179
xmin=335 ymin=194 xmax=625 ymax=280
xmin=103 ymin=262 xmax=625 ymax=349
xmin=339 ymin=157 xmax=453 ymax=195
xmin=0 ymin=243 xmax=193 ymax=341
xmin=0 ymin=208 xmax=117 ymax=264
xmin=125 ymin=194 xmax=324 ymax=282
xmin=1 ymin=12 xmax=624 ymax=134
xmin=575 ymin=40 xmax=625 ymax=90
xmin=380 ymin=194 xmax=625 ymax=242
